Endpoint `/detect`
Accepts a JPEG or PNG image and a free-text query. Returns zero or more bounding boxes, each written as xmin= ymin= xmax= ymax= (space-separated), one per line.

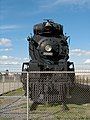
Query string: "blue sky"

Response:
xmin=0 ymin=0 xmax=90 ymax=71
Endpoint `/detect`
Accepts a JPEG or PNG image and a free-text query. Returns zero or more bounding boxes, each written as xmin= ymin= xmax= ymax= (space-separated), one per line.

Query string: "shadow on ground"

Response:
xmin=67 ymin=85 xmax=90 ymax=105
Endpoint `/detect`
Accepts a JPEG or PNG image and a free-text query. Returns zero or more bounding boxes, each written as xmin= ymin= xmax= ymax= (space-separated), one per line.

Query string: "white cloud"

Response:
xmin=0 ymin=56 xmax=30 ymax=71
xmin=0 ymin=55 xmax=29 ymax=65
xmin=0 ymin=25 xmax=19 ymax=30
xmin=70 ymin=49 xmax=90 ymax=56
xmin=23 ymin=58 xmax=29 ymax=61
xmin=84 ymin=59 xmax=90 ymax=64
xmin=0 ymin=38 xmax=12 ymax=47
xmin=0 ymin=48 xmax=13 ymax=52
xmin=1 ymin=56 xmax=8 ymax=60
xmin=0 ymin=56 xmax=21 ymax=65
xmin=0 ymin=56 xmax=22 ymax=72
xmin=54 ymin=0 xmax=89 ymax=4
xmin=41 ymin=0 xmax=90 ymax=9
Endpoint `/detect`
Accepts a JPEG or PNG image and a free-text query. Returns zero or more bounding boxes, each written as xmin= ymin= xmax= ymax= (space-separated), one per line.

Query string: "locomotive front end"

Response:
xmin=21 ymin=19 xmax=75 ymax=110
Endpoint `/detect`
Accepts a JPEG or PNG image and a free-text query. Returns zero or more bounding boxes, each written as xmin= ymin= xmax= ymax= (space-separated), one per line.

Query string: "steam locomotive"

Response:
xmin=21 ymin=19 xmax=75 ymax=110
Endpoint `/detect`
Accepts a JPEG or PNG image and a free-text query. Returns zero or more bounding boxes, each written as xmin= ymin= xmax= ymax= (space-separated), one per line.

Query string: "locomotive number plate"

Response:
xmin=43 ymin=52 xmax=53 ymax=56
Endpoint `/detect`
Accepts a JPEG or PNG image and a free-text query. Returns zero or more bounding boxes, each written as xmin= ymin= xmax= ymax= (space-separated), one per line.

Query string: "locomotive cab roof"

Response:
xmin=33 ymin=20 xmax=63 ymax=36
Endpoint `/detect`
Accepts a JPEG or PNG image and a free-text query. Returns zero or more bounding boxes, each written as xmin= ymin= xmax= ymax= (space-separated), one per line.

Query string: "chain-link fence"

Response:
xmin=0 ymin=71 xmax=90 ymax=120
xmin=0 ymin=72 xmax=28 ymax=120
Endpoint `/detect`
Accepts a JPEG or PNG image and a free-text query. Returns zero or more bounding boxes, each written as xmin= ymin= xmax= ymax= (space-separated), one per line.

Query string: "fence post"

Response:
xmin=2 ymin=75 xmax=5 ymax=93
xmin=86 ymin=77 xmax=88 ymax=86
xmin=27 ymin=72 xmax=29 ymax=120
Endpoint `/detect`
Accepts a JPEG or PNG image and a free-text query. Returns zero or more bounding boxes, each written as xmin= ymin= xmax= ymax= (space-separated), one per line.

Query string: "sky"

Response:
xmin=0 ymin=0 xmax=90 ymax=71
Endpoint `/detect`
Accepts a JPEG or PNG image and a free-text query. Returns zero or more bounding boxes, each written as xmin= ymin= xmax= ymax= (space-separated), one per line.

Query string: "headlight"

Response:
xmin=69 ymin=64 xmax=73 ymax=69
xmin=45 ymin=45 xmax=52 ymax=52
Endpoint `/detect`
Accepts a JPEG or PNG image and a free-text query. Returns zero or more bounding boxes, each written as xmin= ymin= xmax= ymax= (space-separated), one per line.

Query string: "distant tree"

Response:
xmin=5 ymin=70 xmax=9 ymax=80
xmin=0 ymin=72 xmax=2 ymax=81
xmin=5 ymin=69 xmax=9 ymax=76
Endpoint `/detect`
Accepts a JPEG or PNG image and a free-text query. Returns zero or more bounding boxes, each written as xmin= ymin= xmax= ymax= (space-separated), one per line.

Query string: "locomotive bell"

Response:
xmin=45 ymin=22 xmax=52 ymax=27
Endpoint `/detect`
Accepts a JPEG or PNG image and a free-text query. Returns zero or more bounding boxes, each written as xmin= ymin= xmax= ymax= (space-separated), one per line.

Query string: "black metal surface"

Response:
xmin=21 ymin=20 xmax=75 ymax=110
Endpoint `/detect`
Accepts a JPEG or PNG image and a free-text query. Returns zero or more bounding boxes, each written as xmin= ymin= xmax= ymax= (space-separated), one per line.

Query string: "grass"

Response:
xmin=2 ymin=87 xmax=24 ymax=96
xmin=0 ymin=118 xmax=12 ymax=120
xmin=30 ymin=103 xmax=90 ymax=120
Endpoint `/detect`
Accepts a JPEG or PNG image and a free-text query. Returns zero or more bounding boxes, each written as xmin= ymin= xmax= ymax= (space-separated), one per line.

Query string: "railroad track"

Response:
xmin=0 ymin=96 xmax=27 ymax=120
